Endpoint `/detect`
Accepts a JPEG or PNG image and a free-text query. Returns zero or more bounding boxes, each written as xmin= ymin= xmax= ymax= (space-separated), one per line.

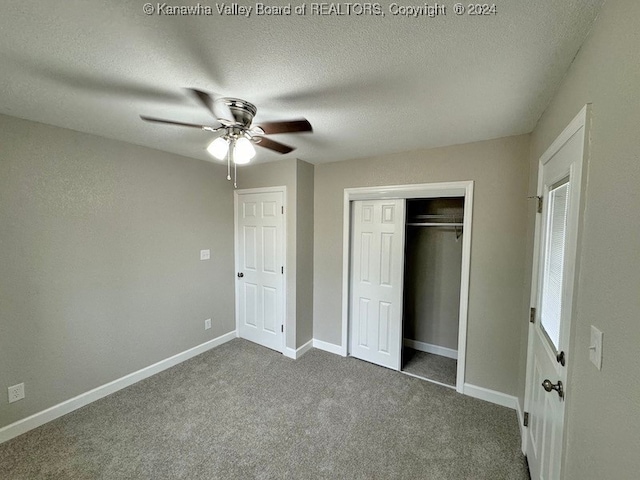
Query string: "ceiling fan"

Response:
xmin=140 ymin=88 xmax=312 ymax=186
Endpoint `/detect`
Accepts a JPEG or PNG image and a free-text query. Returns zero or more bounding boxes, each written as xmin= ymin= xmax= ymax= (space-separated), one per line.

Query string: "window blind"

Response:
xmin=540 ymin=180 xmax=570 ymax=350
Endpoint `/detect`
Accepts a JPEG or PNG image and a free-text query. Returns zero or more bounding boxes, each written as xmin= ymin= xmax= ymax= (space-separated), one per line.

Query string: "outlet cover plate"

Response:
xmin=200 ymin=249 xmax=211 ymax=260
xmin=205 ymin=318 xmax=212 ymax=330
xmin=8 ymin=383 xmax=25 ymax=403
xmin=589 ymin=325 xmax=603 ymax=370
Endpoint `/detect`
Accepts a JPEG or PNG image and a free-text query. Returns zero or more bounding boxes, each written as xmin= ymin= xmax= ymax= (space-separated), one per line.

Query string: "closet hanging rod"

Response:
xmin=407 ymin=222 xmax=464 ymax=227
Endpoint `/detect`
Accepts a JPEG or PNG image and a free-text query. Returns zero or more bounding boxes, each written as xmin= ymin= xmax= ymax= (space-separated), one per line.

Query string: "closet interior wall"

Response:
xmin=403 ymin=198 xmax=464 ymax=361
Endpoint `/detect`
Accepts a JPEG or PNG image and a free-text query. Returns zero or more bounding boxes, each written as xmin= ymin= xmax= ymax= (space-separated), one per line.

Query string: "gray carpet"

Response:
xmin=0 ymin=339 xmax=529 ymax=479
xmin=403 ymin=348 xmax=458 ymax=387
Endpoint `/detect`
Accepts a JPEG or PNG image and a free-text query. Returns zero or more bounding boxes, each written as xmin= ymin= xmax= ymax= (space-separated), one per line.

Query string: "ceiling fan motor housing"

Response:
xmin=223 ymin=98 xmax=257 ymax=128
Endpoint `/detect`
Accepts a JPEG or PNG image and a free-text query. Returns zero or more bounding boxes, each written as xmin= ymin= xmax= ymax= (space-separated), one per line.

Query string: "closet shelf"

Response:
xmin=407 ymin=214 xmax=464 ymax=228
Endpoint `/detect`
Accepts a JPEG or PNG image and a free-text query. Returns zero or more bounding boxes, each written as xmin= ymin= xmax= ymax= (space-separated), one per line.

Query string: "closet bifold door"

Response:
xmin=349 ymin=199 xmax=406 ymax=370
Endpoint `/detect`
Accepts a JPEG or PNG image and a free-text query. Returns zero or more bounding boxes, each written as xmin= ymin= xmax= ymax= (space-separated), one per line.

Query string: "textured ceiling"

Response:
xmin=0 ymin=1 xmax=602 ymax=165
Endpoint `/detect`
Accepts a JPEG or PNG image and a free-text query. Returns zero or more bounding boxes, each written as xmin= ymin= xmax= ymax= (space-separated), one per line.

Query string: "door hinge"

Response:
xmin=524 ymin=412 xmax=529 ymax=427
xmin=281 ymin=266 xmax=284 ymax=274
xmin=530 ymin=307 xmax=536 ymax=324
xmin=529 ymin=195 xmax=543 ymax=213
xmin=281 ymin=206 xmax=284 ymax=214
xmin=281 ymin=325 xmax=284 ymax=333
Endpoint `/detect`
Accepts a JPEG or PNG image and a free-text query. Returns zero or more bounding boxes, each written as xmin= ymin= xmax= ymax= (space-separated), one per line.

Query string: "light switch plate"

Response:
xmin=200 ymin=249 xmax=211 ymax=260
xmin=205 ymin=318 xmax=212 ymax=330
xmin=589 ymin=325 xmax=603 ymax=370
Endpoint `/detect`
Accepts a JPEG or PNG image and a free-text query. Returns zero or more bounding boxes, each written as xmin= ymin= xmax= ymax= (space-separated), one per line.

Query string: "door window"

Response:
xmin=540 ymin=178 xmax=570 ymax=350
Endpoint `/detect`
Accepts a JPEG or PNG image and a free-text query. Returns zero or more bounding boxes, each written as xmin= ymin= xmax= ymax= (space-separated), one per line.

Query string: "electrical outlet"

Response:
xmin=8 ymin=383 xmax=25 ymax=403
xmin=205 ymin=318 xmax=212 ymax=330
xmin=200 ymin=249 xmax=211 ymax=260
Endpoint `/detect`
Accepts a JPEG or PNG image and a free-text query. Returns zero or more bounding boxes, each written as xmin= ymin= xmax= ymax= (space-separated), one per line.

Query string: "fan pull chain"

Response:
xmin=226 ymin=140 xmax=231 ymax=181
xmin=229 ymin=138 xmax=237 ymax=188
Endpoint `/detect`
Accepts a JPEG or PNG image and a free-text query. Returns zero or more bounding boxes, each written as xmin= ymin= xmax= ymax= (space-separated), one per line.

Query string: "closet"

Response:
xmin=346 ymin=182 xmax=472 ymax=391
xmin=401 ymin=198 xmax=464 ymax=387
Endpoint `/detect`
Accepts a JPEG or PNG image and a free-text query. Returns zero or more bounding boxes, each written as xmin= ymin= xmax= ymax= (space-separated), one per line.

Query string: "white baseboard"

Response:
xmin=403 ymin=338 xmax=458 ymax=360
xmin=462 ymin=383 xmax=518 ymax=410
xmin=312 ymin=339 xmax=344 ymax=356
xmin=296 ymin=339 xmax=313 ymax=358
xmin=0 ymin=330 xmax=236 ymax=445
xmin=283 ymin=339 xmax=313 ymax=359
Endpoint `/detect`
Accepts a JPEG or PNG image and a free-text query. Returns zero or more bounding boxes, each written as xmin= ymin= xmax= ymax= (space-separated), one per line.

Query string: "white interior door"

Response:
xmin=525 ymin=109 xmax=587 ymax=479
xmin=235 ymin=190 xmax=285 ymax=352
xmin=349 ymin=199 xmax=405 ymax=370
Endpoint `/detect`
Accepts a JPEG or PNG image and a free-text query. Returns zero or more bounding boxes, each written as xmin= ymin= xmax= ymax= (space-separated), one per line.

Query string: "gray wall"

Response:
xmin=295 ymin=160 xmax=314 ymax=347
xmin=313 ymin=135 xmax=531 ymax=395
xmin=404 ymin=228 xmax=462 ymax=350
xmin=522 ymin=0 xmax=640 ymax=477
xmin=239 ymin=158 xmax=314 ymax=349
xmin=0 ymin=115 xmax=235 ymax=428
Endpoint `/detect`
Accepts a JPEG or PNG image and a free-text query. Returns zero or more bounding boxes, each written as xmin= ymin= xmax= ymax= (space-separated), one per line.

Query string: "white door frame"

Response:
xmin=341 ymin=181 xmax=474 ymax=393
xmin=234 ymin=186 xmax=287 ymax=354
xmin=522 ymin=105 xmax=590 ymax=465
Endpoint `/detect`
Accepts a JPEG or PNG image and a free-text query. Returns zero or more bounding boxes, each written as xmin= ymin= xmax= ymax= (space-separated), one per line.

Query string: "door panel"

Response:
xmin=380 ymin=233 xmax=393 ymax=285
xmin=243 ymin=226 xmax=257 ymax=270
xmin=358 ymin=298 xmax=370 ymax=347
xmin=378 ymin=301 xmax=391 ymax=352
xmin=360 ymin=233 xmax=372 ymax=282
xmin=349 ymin=199 xmax=405 ymax=370
xmin=236 ymin=191 xmax=284 ymax=352
xmin=263 ymin=286 xmax=277 ymax=333
xmin=263 ymin=226 xmax=277 ymax=273
xmin=525 ymin=112 xmax=587 ymax=479
xmin=243 ymin=283 xmax=258 ymax=327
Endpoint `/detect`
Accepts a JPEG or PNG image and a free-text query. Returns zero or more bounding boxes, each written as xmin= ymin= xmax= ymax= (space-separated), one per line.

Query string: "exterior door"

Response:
xmin=349 ymin=199 xmax=405 ymax=370
xmin=235 ymin=190 xmax=285 ymax=352
xmin=525 ymin=108 xmax=587 ymax=479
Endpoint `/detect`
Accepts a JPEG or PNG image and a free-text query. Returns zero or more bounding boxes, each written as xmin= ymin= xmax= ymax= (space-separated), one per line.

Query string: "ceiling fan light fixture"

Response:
xmin=233 ymin=137 xmax=256 ymax=165
xmin=207 ymin=136 xmax=229 ymax=160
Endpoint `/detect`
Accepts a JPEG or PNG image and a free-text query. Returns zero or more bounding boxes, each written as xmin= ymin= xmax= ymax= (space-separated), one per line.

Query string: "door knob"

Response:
xmin=542 ymin=379 xmax=564 ymax=399
xmin=237 ymin=272 xmax=244 ymax=278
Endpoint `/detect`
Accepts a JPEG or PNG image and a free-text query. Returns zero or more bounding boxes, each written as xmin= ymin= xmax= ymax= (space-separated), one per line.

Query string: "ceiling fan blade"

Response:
xmin=140 ymin=115 xmax=209 ymax=129
xmin=255 ymin=119 xmax=312 ymax=135
xmin=188 ymin=88 xmax=216 ymax=115
xmin=187 ymin=88 xmax=233 ymax=122
xmin=10 ymin=55 xmax=186 ymax=104
xmin=254 ymin=137 xmax=295 ymax=154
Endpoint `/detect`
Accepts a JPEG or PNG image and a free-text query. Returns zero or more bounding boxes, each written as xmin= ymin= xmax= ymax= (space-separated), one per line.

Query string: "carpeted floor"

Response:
xmin=0 ymin=339 xmax=530 ymax=479
xmin=403 ymin=348 xmax=458 ymax=387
